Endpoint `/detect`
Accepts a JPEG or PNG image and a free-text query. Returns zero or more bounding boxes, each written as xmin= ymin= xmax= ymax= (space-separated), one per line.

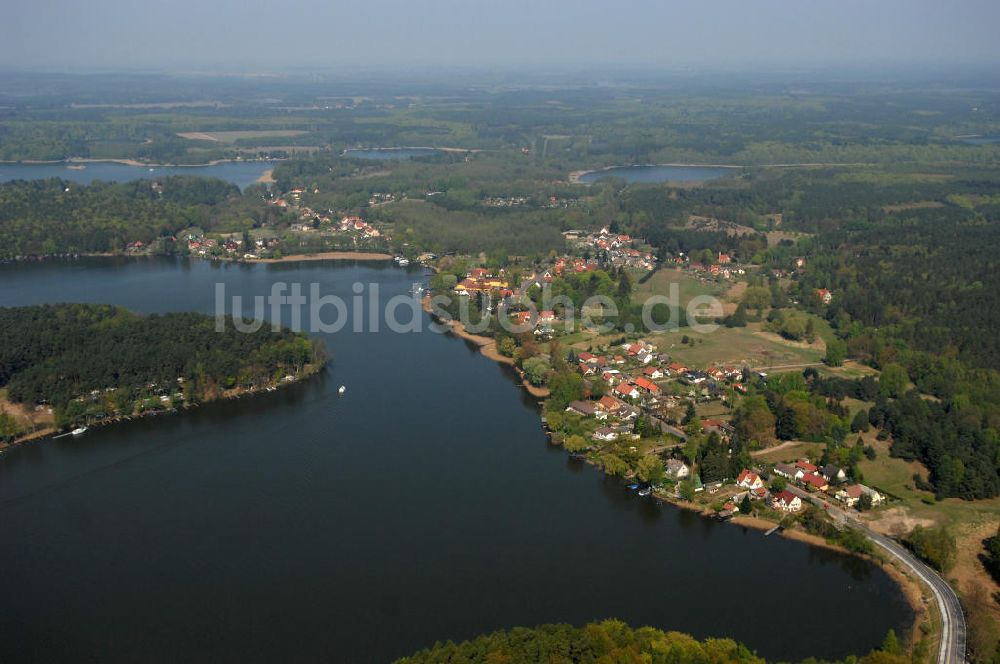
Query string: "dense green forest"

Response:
xmin=394 ymin=620 xmax=912 ymax=664
xmin=0 ymin=304 xmax=325 ymax=429
xmin=0 ymin=176 xmax=279 ymax=257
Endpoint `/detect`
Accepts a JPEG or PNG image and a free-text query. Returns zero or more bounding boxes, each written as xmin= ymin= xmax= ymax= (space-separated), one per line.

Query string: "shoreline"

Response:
xmin=251 ymin=251 xmax=393 ymax=264
xmin=0 ymin=363 xmax=325 ymax=455
xmin=421 ymin=296 xmax=550 ymax=398
xmin=0 ymin=157 xmax=281 ymax=168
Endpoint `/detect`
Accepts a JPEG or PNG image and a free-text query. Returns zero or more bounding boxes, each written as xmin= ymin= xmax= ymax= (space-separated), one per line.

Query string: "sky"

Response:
xmin=2 ymin=0 xmax=999 ymax=72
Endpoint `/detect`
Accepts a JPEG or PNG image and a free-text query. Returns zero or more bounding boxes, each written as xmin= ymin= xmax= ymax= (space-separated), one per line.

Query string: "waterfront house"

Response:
xmin=593 ymin=427 xmax=619 ymax=442
xmin=566 ymin=400 xmax=606 ymax=420
xmin=771 ymin=490 xmax=803 ymax=513
xmin=665 ymin=459 xmax=690 ymax=479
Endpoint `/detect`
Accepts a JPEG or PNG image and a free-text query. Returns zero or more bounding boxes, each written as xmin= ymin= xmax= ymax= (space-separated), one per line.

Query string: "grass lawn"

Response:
xmin=649 ymin=323 xmax=824 ymax=369
xmin=632 ymin=267 xmax=725 ymax=309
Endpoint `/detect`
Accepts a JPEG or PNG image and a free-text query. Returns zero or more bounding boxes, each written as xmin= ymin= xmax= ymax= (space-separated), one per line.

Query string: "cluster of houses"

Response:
xmin=184 ymin=233 xmax=280 ymax=259
xmin=564 ymin=227 xmax=657 ymax=271
xmin=481 ymin=196 xmax=528 ymax=207
xmin=453 ymin=267 xmax=513 ymax=298
xmin=772 ymin=459 xmax=884 ymax=510
xmin=668 ymin=252 xmax=748 ymax=280
xmin=719 ymin=459 xmax=883 ymax=517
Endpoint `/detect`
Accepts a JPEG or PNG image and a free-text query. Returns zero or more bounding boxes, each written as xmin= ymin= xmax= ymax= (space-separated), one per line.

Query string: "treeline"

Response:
xmin=0 ymin=176 xmax=272 ymax=257
xmin=395 ymin=619 xmax=912 ymax=664
xmin=0 ymin=304 xmax=325 ymax=426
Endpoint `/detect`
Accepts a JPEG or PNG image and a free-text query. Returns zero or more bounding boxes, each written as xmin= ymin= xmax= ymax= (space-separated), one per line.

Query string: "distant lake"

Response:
xmin=955 ymin=135 xmax=1000 ymax=145
xmin=579 ymin=164 xmax=736 ymax=184
xmin=344 ymin=147 xmax=444 ymax=160
xmin=0 ymin=161 xmax=275 ymax=189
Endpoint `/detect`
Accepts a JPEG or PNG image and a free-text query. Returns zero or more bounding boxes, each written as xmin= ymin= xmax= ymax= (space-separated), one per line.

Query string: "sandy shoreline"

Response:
xmin=257 ymin=169 xmax=276 ymax=184
xmin=252 ymin=251 xmax=393 ymax=263
xmin=421 ymin=296 xmax=550 ymax=398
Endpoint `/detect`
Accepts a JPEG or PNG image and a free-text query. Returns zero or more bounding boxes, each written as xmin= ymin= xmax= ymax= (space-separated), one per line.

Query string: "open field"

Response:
xmin=632 ymin=267 xmax=726 ymax=309
xmin=177 ymin=130 xmax=309 ymax=143
xmin=650 ymin=323 xmax=824 ymax=368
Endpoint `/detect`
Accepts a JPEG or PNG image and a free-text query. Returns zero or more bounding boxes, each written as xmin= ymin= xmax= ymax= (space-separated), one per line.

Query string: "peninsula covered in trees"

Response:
xmin=0 ymin=304 xmax=326 ymax=442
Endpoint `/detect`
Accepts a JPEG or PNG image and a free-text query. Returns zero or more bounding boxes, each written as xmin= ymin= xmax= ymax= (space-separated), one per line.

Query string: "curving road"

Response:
xmin=781 ymin=484 xmax=966 ymax=663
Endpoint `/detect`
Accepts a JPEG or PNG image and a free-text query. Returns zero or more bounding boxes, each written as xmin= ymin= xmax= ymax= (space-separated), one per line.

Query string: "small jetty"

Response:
xmin=764 ymin=524 xmax=782 ymax=536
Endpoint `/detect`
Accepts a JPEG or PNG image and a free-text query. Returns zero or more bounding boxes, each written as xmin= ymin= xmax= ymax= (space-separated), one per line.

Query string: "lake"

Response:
xmin=344 ymin=148 xmax=444 ymax=160
xmin=0 ymin=161 xmax=276 ymax=189
xmin=0 ymin=257 xmax=912 ymax=663
xmin=578 ymin=164 xmax=736 ymax=184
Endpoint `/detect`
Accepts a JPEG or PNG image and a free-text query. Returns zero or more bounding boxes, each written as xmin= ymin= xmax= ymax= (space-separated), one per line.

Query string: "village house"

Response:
xmin=665 ymin=459 xmax=690 ymax=479
xmin=566 ymin=400 xmax=607 ymax=420
xmin=771 ymin=490 xmax=803 ymax=513
xmin=835 ymin=484 xmax=884 ymax=508
xmin=736 ymin=469 xmax=765 ymax=491
xmin=774 ymin=462 xmax=804 ymax=481
xmin=800 ymin=472 xmax=829 ymax=492
xmin=592 ymin=427 xmax=619 ymax=442
xmin=795 ymin=459 xmax=819 ymax=474
xmin=820 ymin=464 xmax=847 ymax=484
xmin=614 ymin=383 xmax=640 ymax=400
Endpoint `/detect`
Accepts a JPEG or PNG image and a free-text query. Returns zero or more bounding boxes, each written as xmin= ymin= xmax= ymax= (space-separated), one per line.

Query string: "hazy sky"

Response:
xmin=3 ymin=0 xmax=999 ymax=72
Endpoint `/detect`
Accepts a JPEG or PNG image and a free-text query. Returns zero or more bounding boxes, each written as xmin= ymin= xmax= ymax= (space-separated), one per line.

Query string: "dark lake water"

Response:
xmin=0 ymin=257 xmax=912 ymax=663
xmin=344 ymin=148 xmax=444 ymax=160
xmin=0 ymin=161 xmax=275 ymax=189
xmin=579 ymin=164 xmax=736 ymax=184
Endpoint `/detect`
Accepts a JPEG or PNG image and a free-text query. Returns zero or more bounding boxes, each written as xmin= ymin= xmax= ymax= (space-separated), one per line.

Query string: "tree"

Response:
xmin=682 ymin=401 xmax=697 ymax=425
xmin=547 ymin=370 xmax=584 ymax=410
xmin=824 ymin=339 xmax=848 ymax=366
xmin=497 ymin=336 xmax=517 ymax=357
xmin=739 ymin=494 xmax=752 ymax=514
xmin=522 ymin=357 xmax=549 ymax=386
xmin=679 ymin=479 xmax=696 ymax=501
xmin=725 ymin=303 xmax=748 ymax=328
xmin=858 ymin=493 xmax=873 ymax=511
xmin=878 ymin=363 xmax=909 ymax=399
xmin=637 ymin=455 xmax=665 ymax=485
xmin=563 ymin=434 xmax=589 ymax=453
xmin=907 ymin=525 xmax=957 ymax=572
xmin=881 ymin=629 xmax=900 ymax=656
xmin=600 ymin=454 xmax=629 ymax=477
xmin=851 ymin=409 xmax=870 ymax=433
xmin=770 ymin=476 xmax=787 ymax=492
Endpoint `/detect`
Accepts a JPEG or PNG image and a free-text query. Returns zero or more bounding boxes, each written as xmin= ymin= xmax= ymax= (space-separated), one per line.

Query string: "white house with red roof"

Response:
xmin=771 ymin=490 xmax=803 ymax=512
xmin=736 ymin=469 xmax=764 ymax=491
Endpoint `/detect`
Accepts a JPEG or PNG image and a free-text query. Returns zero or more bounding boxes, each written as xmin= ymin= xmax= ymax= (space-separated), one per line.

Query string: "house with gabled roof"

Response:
xmin=771 ymin=490 xmax=803 ymax=512
xmin=736 ymin=469 xmax=764 ymax=491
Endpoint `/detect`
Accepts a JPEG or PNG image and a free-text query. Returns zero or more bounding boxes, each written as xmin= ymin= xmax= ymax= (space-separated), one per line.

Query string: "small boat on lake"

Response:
xmin=71 ymin=427 xmax=88 ymax=436
xmin=338 ymin=385 xmax=346 ymax=395
xmin=398 ymin=258 xmax=410 ymax=267
xmin=638 ymin=487 xmax=652 ymax=497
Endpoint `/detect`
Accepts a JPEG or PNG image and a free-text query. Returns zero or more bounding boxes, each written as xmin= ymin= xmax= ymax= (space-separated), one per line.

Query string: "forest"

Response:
xmin=0 ymin=304 xmax=325 ymax=429
xmin=0 ymin=176 xmax=279 ymax=257
xmin=394 ymin=619 xmax=910 ymax=664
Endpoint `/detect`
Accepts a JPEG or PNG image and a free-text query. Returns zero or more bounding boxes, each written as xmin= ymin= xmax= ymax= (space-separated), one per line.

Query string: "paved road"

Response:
xmin=782 ymin=484 xmax=966 ymax=664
